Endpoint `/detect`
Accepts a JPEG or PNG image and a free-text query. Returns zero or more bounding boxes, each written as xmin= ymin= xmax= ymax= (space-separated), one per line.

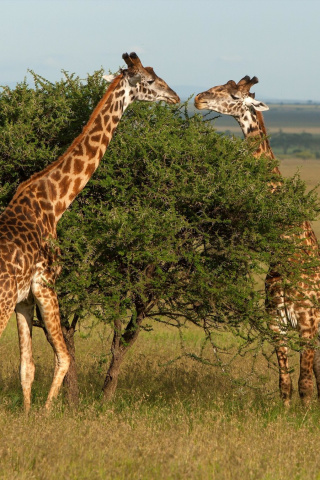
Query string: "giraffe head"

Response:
xmin=104 ymin=52 xmax=180 ymax=105
xmin=194 ymin=75 xmax=269 ymax=119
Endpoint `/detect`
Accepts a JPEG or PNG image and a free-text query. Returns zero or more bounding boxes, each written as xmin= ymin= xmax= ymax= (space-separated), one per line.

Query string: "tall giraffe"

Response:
xmin=0 ymin=52 xmax=179 ymax=412
xmin=195 ymin=76 xmax=320 ymax=406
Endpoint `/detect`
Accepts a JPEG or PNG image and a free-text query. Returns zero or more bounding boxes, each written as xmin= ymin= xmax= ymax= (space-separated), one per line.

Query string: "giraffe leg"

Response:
xmin=298 ymin=312 xmax=320 ymax=405
xmin=0 ymin=303 xmax=16 ymax=338
xmin=15 ymin=293 xmax=35 ymax=413
xmin=299 ymin=346 xmax=314 ymax=405
xmin=298 ymin=327 xmax=317 ymax=405
xmin=266 ymin=284 xmax=293 ymax=405
xmin=0 ymin=277 xmax=18 ymax=406
xmin=275 ymin=344 xmax=292 ymax=406
xmin=31 ymin=281 xmax=70 ymax=410
xmin=269 ymin=317 xmax=293 ymax=406
xmin=0 ymin=273 xmax=17 ymax=338
xmin=313 ymin=336 xmax=320 ymax=398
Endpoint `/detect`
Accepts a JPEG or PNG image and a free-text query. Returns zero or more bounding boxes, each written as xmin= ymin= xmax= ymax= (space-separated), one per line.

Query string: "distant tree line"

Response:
xmin=270 ymin=130 xmax=320 ymax=158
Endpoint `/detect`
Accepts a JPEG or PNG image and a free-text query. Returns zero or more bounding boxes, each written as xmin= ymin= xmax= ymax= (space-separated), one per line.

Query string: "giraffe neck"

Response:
xmin=236 ymin=104 xmax=317 ymax=248
xmin=12 ymin=74 xmax=133 ymax=224
xmin=237 ymin=108 xmax=275 ymax=160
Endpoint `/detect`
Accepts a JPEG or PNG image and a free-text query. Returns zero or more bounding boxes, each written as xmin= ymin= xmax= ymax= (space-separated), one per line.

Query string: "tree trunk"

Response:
xmin=102 ymin=348 xmax=126 ymax=401
xmin=103 ymin=298 xmax=153 ymax=401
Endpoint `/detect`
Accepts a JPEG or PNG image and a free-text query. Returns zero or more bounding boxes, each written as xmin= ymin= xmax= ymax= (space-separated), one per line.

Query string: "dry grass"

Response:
xmin=279 ymin=158 xmax=320 ymax=238
xmin=1 ymin=318 xmax=320 ymax=480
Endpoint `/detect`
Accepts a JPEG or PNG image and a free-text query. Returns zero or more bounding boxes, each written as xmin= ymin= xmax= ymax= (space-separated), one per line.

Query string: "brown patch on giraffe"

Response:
xmin=101 ymin=134 xmax=109 ymax=146
xmin=47 ymin=180 xmax=57 ymax=201
xmin=115 ymin=89 xmax=125 ymax=98
xmin=59 ymin=176 xmax=72 ymax=198
xmin=62 ymin=157 xmax=73 ymax=174
xmin=55 ymin=200 xmax=66 ymax=217
xmin=73 ymin=158 xmax=84 ymax=175
xmin=74 ymin=144 xmax=84 ymax=156
xmin=32 ymin=200 xmax=41 ymax=217
xmin=26 ymin=232 xmax=34 ymax=242
xmin=106 ymin=93 xmax=114 ymax=105
xmin=90 ymin=116 xmax=103 ymax=134
xmin=14 ymin=205 xmax=23 ymax=215
xmin=91 ymin=134 xmax=102 ymax=143
xmin=20 ymin=233 xmax=27 ymax=243
xmin=39 ymin=200 xmax=52 ymax=212
xmin=83 ymin=136 xmax=96 ymax=160
xmin=70 ymin=178 xmax=82 ymax=200
xmin=51 ymin=170 xmax=62 ymax=182
xmin=16 ymin=219 xmax=26 ymax=228
xmin=48 ymin=212 xmax=56 ymax=228
xmin=36 ymin=180 xmax=47 ymax=199
xmin=85 ymin=162 xmax=96 ymax=178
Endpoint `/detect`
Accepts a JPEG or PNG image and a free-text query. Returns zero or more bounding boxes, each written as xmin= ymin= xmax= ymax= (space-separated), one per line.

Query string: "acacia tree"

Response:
xmin=0 ymin=71 xmax=319 ymax=403
xmin=55 ymin=94 xmax=320 ymax=400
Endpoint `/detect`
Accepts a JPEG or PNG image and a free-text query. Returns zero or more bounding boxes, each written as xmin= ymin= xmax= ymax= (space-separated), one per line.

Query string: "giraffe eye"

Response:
xmin=231 ymin=94 xmax=240 ymax=100
xmin=147 ymin=80 xmax=155 ymax=85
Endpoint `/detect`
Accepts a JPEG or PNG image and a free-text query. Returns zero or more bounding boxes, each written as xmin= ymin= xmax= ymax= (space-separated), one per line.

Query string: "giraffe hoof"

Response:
xmin=283 ymin=398 xmax=291 ymax=408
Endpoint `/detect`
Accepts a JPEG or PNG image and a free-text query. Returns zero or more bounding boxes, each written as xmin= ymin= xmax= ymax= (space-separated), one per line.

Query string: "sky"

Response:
xmin=1 ymin=0 xmax=320 ymax=102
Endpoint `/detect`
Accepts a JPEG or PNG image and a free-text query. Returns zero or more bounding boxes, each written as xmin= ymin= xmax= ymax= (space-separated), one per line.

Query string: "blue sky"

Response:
xmin=1 ymin=0 xmax=320 ymax=101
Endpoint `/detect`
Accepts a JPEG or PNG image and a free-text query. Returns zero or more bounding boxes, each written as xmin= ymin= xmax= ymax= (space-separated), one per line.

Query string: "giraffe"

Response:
xmin=0 ymin=52 xmax=179 ymax=412
xmin=195 ymin=76 xmax=320 ymax=406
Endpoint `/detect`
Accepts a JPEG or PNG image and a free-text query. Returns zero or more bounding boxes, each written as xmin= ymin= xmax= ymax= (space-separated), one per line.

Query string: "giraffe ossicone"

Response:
xmin=195 ymin=76 xmax=320 ymax=406
xmin=0 ymin=52 xmax=179 ymax=412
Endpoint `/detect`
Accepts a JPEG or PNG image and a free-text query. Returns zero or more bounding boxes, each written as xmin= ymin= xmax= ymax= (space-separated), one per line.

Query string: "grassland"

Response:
xmin=2 ymin=105 xmax=320 ymax=479
xmin=2 ymin=317 xmax=320 ymax=480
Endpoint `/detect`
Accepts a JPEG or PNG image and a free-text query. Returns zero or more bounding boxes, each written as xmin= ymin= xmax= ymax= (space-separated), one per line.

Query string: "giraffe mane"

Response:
xmin=255 ymin=110 xmax=275 ymax=159
xmin=255 ymin=110 xmax=268 ymax=136
xmin=12 ymin=73 xmax=124 ymax=202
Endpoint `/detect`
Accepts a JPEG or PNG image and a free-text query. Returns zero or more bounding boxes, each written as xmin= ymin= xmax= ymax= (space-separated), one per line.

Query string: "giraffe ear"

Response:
xmin=244 ymin=97 xmax=269 ymax=111
xmin=128 ymin=74 xmax=142 ymax=86
xmin=103 ymin=74 xmax=118 ymax=82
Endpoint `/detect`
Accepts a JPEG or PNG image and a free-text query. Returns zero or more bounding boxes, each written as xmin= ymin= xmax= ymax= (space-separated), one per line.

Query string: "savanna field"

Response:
xmin=2 ymin=93 xmax=320 ymax=480
xmin=2 ymin=315 xmax=320 ymax=480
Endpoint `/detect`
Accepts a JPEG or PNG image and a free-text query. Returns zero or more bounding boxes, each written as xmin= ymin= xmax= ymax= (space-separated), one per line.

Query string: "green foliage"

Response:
xmin=0 ymin=71 xmax=319 ymax=352
xmin=0 ymin=69 xmax=105 ymax=207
